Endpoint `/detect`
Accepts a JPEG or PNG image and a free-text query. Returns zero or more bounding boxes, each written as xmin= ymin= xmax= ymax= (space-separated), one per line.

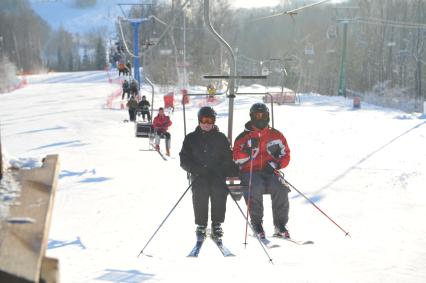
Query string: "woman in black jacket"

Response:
xmin=179 ymin=106 xmax=237 ymax=240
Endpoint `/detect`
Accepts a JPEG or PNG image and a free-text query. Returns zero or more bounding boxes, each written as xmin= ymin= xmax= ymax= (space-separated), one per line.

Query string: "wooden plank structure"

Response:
xmin=0 ymin=155 xmax=60 ymax=283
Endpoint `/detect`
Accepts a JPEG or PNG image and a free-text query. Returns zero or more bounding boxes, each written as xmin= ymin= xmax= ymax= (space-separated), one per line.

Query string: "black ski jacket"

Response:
xmin=180 ymin=126 xmax=238 ymax=179
xmin=138 ymin=100 xmax=150 ymax=110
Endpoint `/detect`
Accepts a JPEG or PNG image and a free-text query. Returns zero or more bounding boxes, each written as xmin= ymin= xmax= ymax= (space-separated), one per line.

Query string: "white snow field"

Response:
xmin=1 ymin=70 xmax=425 ymax=283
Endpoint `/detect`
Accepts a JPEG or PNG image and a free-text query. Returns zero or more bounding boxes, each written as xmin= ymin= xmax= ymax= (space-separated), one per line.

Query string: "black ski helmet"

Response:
xmin=198 ymin=106 xmax=216 ymax=122
xmin=250 ymin=103 xmax=270 ymax=129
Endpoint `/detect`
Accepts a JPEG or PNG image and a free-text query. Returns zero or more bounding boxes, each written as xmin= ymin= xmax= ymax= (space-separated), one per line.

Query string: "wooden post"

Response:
xmin=0 ymin=155 xmax=60 ymax=283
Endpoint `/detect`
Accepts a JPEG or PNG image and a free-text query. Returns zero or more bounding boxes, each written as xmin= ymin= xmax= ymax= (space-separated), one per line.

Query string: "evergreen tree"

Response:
xmin=95 ymin=37 xmax=106 ymax=70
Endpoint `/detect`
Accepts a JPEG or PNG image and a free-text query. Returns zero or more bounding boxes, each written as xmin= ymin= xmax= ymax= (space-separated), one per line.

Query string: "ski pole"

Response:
xmin=244 ymin=148 xmax=255 ymax=246
xmin=226 ymin=187 xmax=274 ymax=264
xmin=275 ymin=170 xmax=351 ymax=237
xmin=138 ymin=178 xmax=196 ymax=257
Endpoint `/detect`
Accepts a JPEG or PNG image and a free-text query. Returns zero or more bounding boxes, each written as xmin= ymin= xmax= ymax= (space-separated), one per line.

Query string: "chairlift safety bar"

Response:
xmin=203 ymin=75 xmax=267 ymax=79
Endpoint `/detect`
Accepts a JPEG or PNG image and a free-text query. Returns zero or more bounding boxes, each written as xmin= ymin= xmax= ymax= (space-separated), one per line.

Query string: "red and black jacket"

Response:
xmin=233 ymin=121 xmax=290 ymax=173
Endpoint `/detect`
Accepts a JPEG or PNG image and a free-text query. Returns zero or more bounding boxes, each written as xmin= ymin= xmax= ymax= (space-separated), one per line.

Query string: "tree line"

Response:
xmin=0 ymin=0 xmax=106 ymax=91
xmin=122 ymin=0 xmax=424 ymax=111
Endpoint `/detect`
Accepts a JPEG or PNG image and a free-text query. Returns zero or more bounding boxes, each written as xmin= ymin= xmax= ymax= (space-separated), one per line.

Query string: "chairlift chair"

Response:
xmin=304 ymin=43 xmax=315 ymax=56
xmin=326 ymin=26 xmax=337 ymax=39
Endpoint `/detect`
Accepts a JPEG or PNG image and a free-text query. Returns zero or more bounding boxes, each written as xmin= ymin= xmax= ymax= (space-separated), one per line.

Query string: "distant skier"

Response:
xmin=118 ymin=61 xmax=126 ymax=76
xmin=233 ymin=103 xmax=291 ymax=239
xmin=179 ymin=106 xmax=238 ymax=240
xmin=137 ymin=95 xmax=151 ymax=122
xmin=126 ymin=96 xmax=138 ymax=122
xmin=121 ymin=79 xmax=130 ymax=100
xmin=126 ymin=60 xmax=132 ymax=76
xmin=153 ymin=107 xmax=172 ymax=156
xmin=130 ymin=79 xmax=138 ymax=97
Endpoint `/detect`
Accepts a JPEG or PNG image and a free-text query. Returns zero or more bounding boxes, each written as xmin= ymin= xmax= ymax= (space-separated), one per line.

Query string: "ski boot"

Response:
xmin=211 ymin=223 xmax=223 ymax=240
xmin=273 ymin=224 xmax=290 ymax=239
xmin=252 ymin=222 xmax=265 ymax=239
xmin=195 ymin=224 xmax=207 ymax=241
xmin=166 ymin=148 xmax=170 ymax=156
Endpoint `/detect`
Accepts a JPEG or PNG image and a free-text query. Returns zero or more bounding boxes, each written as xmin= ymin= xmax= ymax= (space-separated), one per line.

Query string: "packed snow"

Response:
xmin=1 ymin=70 xmax=426 ymax=282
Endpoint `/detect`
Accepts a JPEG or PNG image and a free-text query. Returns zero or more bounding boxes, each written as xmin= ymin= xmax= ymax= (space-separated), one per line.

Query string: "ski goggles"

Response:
xmin=251 ymin=112 xmax=269 ymax=120
xmin=199 ymin=116 xmax=215 ymax=124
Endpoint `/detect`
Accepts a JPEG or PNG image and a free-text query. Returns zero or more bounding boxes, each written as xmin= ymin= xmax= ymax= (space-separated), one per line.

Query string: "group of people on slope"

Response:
xmin=122 ymin=79 xmax=139 ymax=100
xmin=126 ymin=95 xmax=151 ymax=122
xmin=127 ymin=99 xmax=291 ymax=240
xmin=127 ymin=94 xmax=172 ymax=156
xmin=180 ymin=103 xmax=291 ymax=241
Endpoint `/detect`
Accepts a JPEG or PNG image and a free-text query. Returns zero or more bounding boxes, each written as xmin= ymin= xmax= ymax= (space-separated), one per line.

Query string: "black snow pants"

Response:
xmin=241 ymin=171 xmax=290 ymax=227
xmin=191 ymin=176 xmax=228 ymax=226
xmin=128 ymin=109 xmax=136 ymax=122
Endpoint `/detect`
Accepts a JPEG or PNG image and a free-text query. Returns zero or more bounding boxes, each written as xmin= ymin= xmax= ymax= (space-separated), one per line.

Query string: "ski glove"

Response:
xmin=242 ymin=138 xmax=259 ymax=156
xmin=264 ymin=161 xmax=279 ymax=174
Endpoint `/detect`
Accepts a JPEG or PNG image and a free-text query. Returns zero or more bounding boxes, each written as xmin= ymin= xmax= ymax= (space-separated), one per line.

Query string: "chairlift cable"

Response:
xmin=249 ymin=0 xmax=332 ymax=23
xmin=117 ymin=0 xmax=190 ymax=58
xmin=356 ymin=17 xmax=426 ymax=30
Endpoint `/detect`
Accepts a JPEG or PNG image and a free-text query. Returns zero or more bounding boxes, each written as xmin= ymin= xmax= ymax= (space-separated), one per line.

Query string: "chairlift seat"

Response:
xmin=264 ymin=92 xmax=298 ymax=105
xmin=226 ymin=177 xmax=247 ymax=201
xmin=135 ymin=122 xmax=153 ymax=138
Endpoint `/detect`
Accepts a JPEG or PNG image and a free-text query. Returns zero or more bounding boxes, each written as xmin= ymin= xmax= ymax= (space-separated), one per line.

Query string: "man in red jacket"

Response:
xmin=153 ymin=107 xmax=172 ymax=156
xmin=233 ymin=103 xmax=291 ymax=239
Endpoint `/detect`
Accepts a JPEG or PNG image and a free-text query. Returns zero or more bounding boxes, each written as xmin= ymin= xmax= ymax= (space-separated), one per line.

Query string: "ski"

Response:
xmin=155 ymin=149 xmax=168 ymax=161
xmin=273 ymin=235 xmax=314 ymax=245
xmin=259 ymin=237 xmax=280 ymax=249
xmin=210 ymin=236 xmax=235 ymax=257
xmin=250 ymin=234 xmax=280 ymax=249
xmin=187 ymin=238 xmax=206 ymax=257
xmin=149 ymin=142 xmax=168 ymax=161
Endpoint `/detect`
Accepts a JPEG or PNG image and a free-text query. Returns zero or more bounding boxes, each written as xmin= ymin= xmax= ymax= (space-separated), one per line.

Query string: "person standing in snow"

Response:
xmin=233 ymin=103 xmax=291 ymax=239
xmin=179 ymin=106 xmax=238 ymax=240
xmin=126 ymin=60 xmax=132 ymax=76
xmin=153 ymin=107 xmax=172 ymax=156
xmin=126 ymin=96 xmax=138 ymax=122
xmin=130 ymin=79 xmax=139 ymax=98
xmin=121 ymin=79 xmax=130 ymax=100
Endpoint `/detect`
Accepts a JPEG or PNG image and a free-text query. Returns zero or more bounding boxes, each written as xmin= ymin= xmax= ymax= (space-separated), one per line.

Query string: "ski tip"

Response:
xmin=303 ymin=240 xmax=314 ymax=245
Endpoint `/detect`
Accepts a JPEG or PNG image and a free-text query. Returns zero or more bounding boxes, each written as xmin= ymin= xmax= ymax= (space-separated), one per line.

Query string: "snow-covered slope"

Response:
xmin=1 ymin=70 xmax=426 ymax=282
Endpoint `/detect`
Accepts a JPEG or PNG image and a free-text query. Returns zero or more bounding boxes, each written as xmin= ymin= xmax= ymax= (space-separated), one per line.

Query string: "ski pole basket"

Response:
xmin=226 ymin=177 xmax=248 ymax=201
